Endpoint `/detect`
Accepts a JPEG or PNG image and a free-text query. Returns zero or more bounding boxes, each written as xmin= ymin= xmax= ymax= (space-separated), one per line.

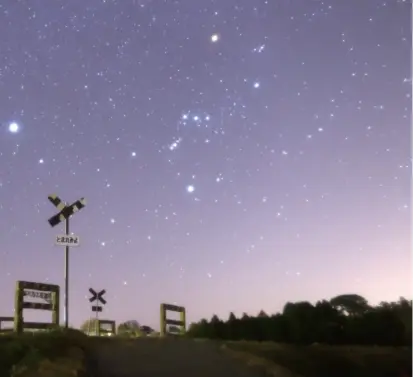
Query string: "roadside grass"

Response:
xmin=221 ymin=341 xmax=412 ymax=377
xmin=0 ymin=328 xmax=91 ymax=377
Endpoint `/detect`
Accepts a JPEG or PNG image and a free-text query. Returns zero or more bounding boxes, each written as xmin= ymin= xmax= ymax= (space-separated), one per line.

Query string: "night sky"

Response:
xmin=0 ymin=0 xmax=411 ymax=331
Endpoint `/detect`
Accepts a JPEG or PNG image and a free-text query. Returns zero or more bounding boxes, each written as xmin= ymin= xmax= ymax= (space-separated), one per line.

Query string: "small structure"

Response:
xmin=160 ymin=303 xmax=186 ymax=336
xmin=0 ymin=317 xmax=14 ymax=333
xmin=14 ymin=280 xmax=60 ymax=333
xmin=88 ymin=319 xmax=116 ymax=336
xmin=98 ymin=319 xmax=116 ymax=336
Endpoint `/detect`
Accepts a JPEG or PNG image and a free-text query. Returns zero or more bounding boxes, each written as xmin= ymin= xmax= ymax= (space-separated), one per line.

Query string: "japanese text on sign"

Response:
xmin=24 ymin=290 xmax=52 ymax=302
xmin=56 ymin=235 xmax=80 ymax=246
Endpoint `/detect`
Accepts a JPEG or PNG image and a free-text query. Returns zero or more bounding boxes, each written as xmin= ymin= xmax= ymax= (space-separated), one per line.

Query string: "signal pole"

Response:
xmin=64 ymin=216 xmax=70 ymax=328
xmin=47 ymin=194 xmax=86 ymax=329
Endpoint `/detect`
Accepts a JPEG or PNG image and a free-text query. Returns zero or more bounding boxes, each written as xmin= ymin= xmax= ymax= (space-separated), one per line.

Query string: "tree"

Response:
xmin=330 ymin=294 xmax=370 ymax=316
xmin=209 ymin=314 xmax=224 ymax=339
xmin=117 ymin=320 xmax=142 ymax=337
xmin=313 ymin=300 xmax=344 ymax=344
xmin=186 ymin=293 xmax=411 ymax=346
xmin=282 ymin=301 xmax=316 ymax=344
xmin=378 ymin=297 xmax=412 ymax=331
xmin=241 ymin=312 xmax=249 ymax=320
xmin=257 ymin=310 xmax=268 ymax=317
xmin=226 ymin=312 xmax=238 ymax=340
xmin=228 ymin=312 xmax=237 ymax=321
xmin=187 ymin=319 xmax=209 ymax=338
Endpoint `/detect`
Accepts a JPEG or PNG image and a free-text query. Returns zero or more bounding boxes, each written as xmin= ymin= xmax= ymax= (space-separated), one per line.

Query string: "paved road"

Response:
xmin=92 ymin=337 xmax=265 ymax=377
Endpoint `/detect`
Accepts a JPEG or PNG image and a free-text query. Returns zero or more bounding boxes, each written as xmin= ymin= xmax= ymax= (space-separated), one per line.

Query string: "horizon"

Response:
xmin=2 ymin=289 xmax=410 ymax=332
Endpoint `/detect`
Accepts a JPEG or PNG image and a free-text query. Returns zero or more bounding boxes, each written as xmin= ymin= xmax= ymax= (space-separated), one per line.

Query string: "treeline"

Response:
xmin=187 ymin=294 xmax=412 ymax=346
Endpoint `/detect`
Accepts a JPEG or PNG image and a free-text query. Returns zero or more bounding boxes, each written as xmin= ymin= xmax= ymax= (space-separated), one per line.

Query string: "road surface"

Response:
xmin=91 ymin=337 xmax=265 ymax=377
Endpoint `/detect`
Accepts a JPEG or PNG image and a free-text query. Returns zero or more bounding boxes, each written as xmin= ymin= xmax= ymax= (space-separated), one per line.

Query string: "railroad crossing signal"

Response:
xmin=89 ymin=288 xmax=106 ymax=312
xmin=48 ymin=195 xmax=86 ymax=227
xmin=47 ymin=193 xmax=86 ymax=329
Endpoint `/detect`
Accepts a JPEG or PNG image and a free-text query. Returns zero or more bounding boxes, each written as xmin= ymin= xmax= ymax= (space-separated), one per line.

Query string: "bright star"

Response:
xmin=8 ymin=122 xmax=19 ymax=133
xmin=186 ymin=185 xmax=195 ymax=193
xmin=211 ymin=34 xmax=219 ymax=43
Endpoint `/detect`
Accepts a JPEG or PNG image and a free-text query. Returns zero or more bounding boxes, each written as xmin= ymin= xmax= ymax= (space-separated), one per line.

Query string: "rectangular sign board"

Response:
xmin=24 ymin=290 xmax=52 ymax=303
xmin=55 ymin=235 xmax=80 ymax=247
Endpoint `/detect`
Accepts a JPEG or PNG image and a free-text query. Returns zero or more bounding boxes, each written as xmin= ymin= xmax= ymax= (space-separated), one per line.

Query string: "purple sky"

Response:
xmin=0 ymin=0 xmax=411 ymax=331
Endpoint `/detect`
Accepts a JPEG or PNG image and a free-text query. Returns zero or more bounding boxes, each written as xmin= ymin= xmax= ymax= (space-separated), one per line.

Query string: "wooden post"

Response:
xmin=51 ymin=288 xmax=60 ymax=327
xmin=160 ymin=303 xmax=166 ymax=336
xmin=14 ymin=281 xmax=23 ymax=333
xmin=180 ymin=307 xmax=186 ymax=335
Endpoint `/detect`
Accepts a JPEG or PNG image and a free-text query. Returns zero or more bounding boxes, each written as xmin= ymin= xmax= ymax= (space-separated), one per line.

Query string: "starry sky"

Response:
xmin=0 ymin=0 xmax=411 ymax=331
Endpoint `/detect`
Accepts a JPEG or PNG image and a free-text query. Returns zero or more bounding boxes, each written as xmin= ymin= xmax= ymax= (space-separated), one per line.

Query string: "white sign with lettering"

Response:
xmin=55 ymin=235 xmax=80 ymax=247
xmin=24 ymin=290 xmax=52 ymax=303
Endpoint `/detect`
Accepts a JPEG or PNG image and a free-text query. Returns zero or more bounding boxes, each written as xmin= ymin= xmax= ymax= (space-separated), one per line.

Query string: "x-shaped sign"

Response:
xmin=89 ymin=288 xmax=106 ymax=305
xmin=47 ymin=194 xmax=86 ymax=227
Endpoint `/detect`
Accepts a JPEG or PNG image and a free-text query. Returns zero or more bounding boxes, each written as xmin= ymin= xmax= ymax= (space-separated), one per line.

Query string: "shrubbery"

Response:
xmin=0 ymin=328 xmax=90 ymax=377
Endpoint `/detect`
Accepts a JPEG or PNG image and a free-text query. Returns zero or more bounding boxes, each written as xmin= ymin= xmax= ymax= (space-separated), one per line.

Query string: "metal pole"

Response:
xmin=64 ymin=217 xmax=69 ymax=329
xmin=87 ymin=316 xmax=91 ymax=336
xmin=95 ymin=302 xmax=99 ymax=336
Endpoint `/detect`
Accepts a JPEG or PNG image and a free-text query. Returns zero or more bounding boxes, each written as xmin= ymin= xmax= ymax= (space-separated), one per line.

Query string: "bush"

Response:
xmin=0 ymin=328 xmax=90 ymax=377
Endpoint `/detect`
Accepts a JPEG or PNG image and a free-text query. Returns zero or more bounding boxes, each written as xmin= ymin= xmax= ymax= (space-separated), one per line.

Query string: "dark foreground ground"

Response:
xmin=0 ymin=330 xmax=411 ymax=376
xmin=91 ymin=337 xmax=264 ymax=377
xmin=90 ymin=337 xmax=412 ymax=377
xmin=222 ymin=340 xmax=412 ymax=377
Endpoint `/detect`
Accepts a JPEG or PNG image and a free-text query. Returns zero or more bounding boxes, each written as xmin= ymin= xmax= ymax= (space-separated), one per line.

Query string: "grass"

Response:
xmin=0 ymin=328 xmax=91 ymax=377
xmin=221 ymin=341 xmax=412 ymax=377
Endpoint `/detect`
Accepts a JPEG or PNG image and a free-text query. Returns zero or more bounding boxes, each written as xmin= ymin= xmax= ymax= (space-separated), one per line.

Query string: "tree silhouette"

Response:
xmin=257 ymin=310 xmax=268 ymax=317
xmin=330 ymin=294 xmax=370 ymax=316
xmin=117 ymin=320 xmax=142 ymax=337
xmin=187 ymin=295 xmax=412 ymax=346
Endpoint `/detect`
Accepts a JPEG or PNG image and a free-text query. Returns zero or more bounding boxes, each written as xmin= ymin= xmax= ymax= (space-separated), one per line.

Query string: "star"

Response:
xmin=186 ymin=185 xmax=195 ymax=193
xmin=211 ymin=34 xmax=219 ymax=43
xmin=8 ymin=122 xmax=19 ymax=133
